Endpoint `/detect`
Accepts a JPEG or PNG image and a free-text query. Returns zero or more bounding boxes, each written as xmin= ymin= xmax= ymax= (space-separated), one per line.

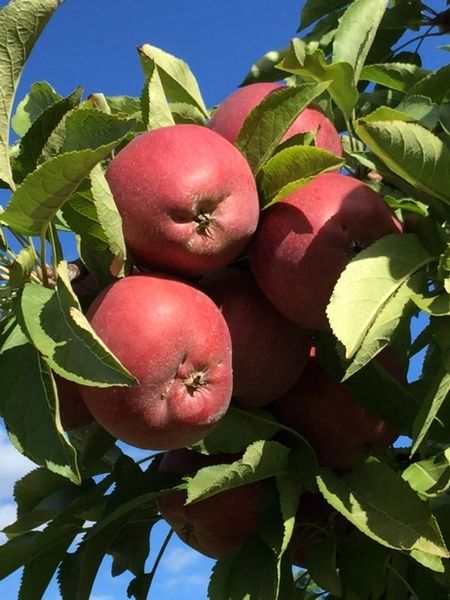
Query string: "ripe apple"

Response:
xmin=269 ymin=350 xmax=400 ymax=471
xmin=156 ymin=448 xmax=265 ymax=558
xmin=199 ymin=266 xmax=312 ymax=407
xmin=79 ymin=273 xmax=233 ymax=450
xmin=250 ymin=172 xmax=401 ymax=331
xmin=208 ymin=82 xmax=343 ymax=156
xmin=54 ymin=374 xmax=94 ymax=431
xmin=106 ymin=124 xmax=260 ymax=277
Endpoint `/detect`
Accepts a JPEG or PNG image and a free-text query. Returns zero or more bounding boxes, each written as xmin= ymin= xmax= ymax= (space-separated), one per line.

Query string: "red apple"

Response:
xmin=199 ymin=267 xmax=312 ymax=407
xmin=54 ymin=374 xmax=94 ymax=431
xmin=270 ymin=350 xmax=400 ymax=471
xmin=105 ymin=124 xmax=260 ymax=277
xmin=250 ymin=172 xmax=401 ymax=331
xmin=80 ymin=273 xmax=233 ymax=450
xmin=209 ymin=82 xmax=343 ymax=156
xmin=156 ymin=448 xmax=265 ymax=558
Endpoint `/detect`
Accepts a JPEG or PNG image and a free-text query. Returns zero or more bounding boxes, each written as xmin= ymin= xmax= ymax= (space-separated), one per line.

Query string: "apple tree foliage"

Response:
xmin=0 ymin=0 xmax=450 ymax=598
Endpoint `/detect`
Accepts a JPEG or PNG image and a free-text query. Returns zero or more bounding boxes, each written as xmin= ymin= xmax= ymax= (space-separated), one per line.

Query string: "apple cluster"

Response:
xmin=57 ymin=83 xmax=403 ymax=563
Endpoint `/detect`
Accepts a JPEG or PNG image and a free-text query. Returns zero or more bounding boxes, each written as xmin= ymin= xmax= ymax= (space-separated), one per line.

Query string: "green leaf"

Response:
xmin=141 ymin=63 xmax=175 ymax=130
xmin=138 ymin=43 xmax=208 ymax=117
xmin=13 ymin=87 xmax=83 ymax=181
xmin=57 ymin=523 xmax=123 ymax=600
xmin=276 ymin=38 xmax=357 ymax=120
xmin=208 ymin=537 xmax=279 ymax=600
xmin=89 ymin=164 xmax=126 ymax=277
xmin=317 ymin=459 xmax=449 ymax=560
xmin=12 ymin=81 xmax=61 ymax=137
xmin=354 ymin=119 xmax=450 ymax=207
xmin=241 ymin=47 xmax=288 ymax=85
xmin=236 ymin=81 xmax=330 ymax=174
xmin=276 ymin=475 xmax=302 ymax=557
xmin=403 ymin=448 xmax=450 ymax=498
xmin=408 ymin=65 xmax=450 ymax=104
xmin=342 ymin=272 xmax=422 ymax=380
xmin=299 ymin=0 xmax=350 ymax=31
xmin=0 ymin=0 xmax=63 ymax=189
xmin=332 ymin=0 xmax=388 ymax=82
xmin=9 ymin=246 xmax=37 ymax=289
xmin=2 ymin=113 xmax=134 ymax=236
xmin=0 ymin=516 xmax=81 ymax=580
xmin=411 ymin=292 xmax=450 ymax=317
xmin=360 ymin=63 xmax=428 ymax=92
xmin=411 ymin=368 xmax=450 ymax=455
xmin=0 ymin=324 xmax=80 ymax=483
xmin=185 ymin=440 xmax=289 ymax=504
xmin=169 ymin=102 xmax=206 ymax=125
xmin=18 ymin=529 xmax=76 ymax=600
xmin=395 ymin=95 xmax=440 ymax=130
xmin=327 ymin=234 xmax=433 ymax=360
xmin=304 ymin=534 xmax=342 ymax=597
xmin=191 ymin=406 xmax=281 ymax=455
xmin=258 ymin=145 xmax=344 ymax=208
xmin=18 ymin=262 xmax=136 ymax=386
xmin=109 ymin=520 xmax=153 ymax=577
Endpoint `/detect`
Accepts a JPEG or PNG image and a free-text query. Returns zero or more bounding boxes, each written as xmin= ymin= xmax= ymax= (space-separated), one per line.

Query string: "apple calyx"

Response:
xmin=183 ymin=370 xmax=207 ymax=395
xmin=194 ymin=211 xmax=216 ymax=236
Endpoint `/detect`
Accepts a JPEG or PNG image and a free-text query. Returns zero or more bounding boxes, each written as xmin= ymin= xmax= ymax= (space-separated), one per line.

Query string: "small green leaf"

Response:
xmin=403 ymin=448 xmax=450 ymax=498
xmin=141 ymin=64 xmax=175 ymax=130
xmin=327 ymin=234 xmax=433 ymax=360
xmin=360 ymin=63 xmax=428 ymax=92
xmin=408 ymin=64 xmax=450 ymax=104
xmin=411 ymin=292 xmax=450 ymax=317
xmin=12 ymin=82 xmax=61 ymax=137
xmin=89 ymin=164 xmax=126 ymax=277
xmin=13 ymin=87 xmax=83 ymax=181
xmin=332 ymin=0 xmax=388 ymax=82
xmin=19 ymin=262 xmax=136 ymax=386
xmin=241 ymin=47 xmax=288 ymax=85
xmin=9 ymin=246 xmax=37 ymax=289
xmin=317 ymin=459 xmax=449 ymax=559
xmin=186 ymin=440 xmax=289 ymax=504
xmin=355 ymin=119 xmax=450 ymax=207
xmin=138 ymin=43 xmax=208 ymax=116
xmin=0 ymin=324 xmax=80 ymax=483
xmin=0 ymin=0 xmax=64 ymax=188
xmin=277 ymin=38 xmax=357 ymax=120
xmin=2 ymin=114 xmax=134 ymax=236
xmin=191 ymin=406 xmax=281 ymax=455
xmin=258 ymin=145 xmax=344 ymax=208
xmin=411 ymin=368 xmax=450 ymax=456
xmin=236 ymin=81 xmax=330 ymax=174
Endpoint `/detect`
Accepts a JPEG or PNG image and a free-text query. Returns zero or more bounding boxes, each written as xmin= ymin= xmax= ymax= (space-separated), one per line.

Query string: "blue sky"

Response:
xmin=0 ymin=0 xmax=449 ymax=598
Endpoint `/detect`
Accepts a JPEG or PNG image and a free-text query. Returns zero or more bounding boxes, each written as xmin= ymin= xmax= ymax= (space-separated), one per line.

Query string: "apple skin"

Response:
xmin=208 ymin=82 xmax=343 ymax=156
xmin=105 ymin=124 xmax=260 ymax=277
xmin=54 ymin=374 xmax=94 ymax=431
xmin=269 ymin=351 xmax=400 ymax=471
xmin=250 ymin=172 xmax=401 ymax=331
xmin=156 ymin=448 xmax=265 ymax=558
xmin=199 ymin=267 xmax=312 ymax=407
xmin=79 ymin=273 xmax=233 ymax=450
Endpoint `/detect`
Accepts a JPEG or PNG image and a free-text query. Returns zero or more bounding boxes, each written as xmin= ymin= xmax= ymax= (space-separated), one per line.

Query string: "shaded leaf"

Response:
xmin=0 ymin=0 xmax=63 ymax=188
xmin=9 ymin=246 xmax=37 ymax=289
xmin=411 ymin=292 xmax=450 ymax=317
xmin=360 ymin=63 xmax=428 ymax=92
xmin=408 ymin=64 xmax=450 ymax=104
xmin=241 ymin=47 xmax=288 ymax=85
xmin=317 ymin=460 xmax=449 ymax=560
xmin=299 ymin=0 xmax=350 ymax=31
xmin=304 ymin=534 xmax=342 ymax=597
xmin=12 ymin=81 xmax=61 ymax=137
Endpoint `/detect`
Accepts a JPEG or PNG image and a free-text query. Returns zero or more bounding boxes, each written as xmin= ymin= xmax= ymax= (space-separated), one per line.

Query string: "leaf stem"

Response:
xmin=146 ymin=528 xmax=174 ymax=594
xmin=386 ymin=560 xmax=420 ymax=600
xmin=39 ymin=226 xmax=49 ymax=287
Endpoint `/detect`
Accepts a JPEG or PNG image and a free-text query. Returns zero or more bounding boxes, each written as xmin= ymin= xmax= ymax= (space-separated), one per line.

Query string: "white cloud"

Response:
xmin=0 ymin=502 xmax=17 ymax=543
xmin=162 ymin=547 xmax=201 ymax=574
xmin=0 ymin=429 xmax=34 ymax=501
